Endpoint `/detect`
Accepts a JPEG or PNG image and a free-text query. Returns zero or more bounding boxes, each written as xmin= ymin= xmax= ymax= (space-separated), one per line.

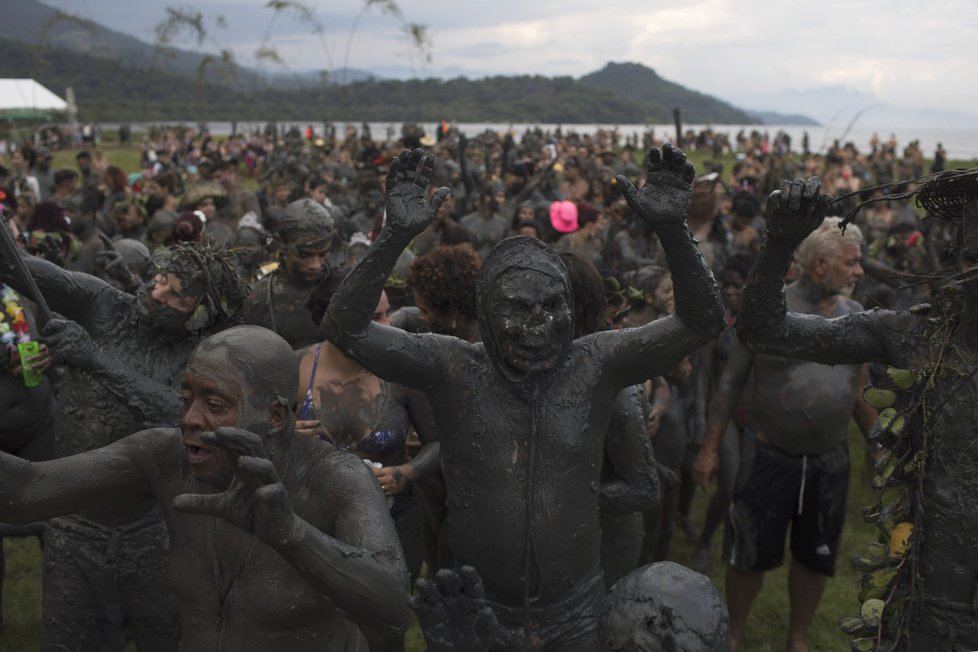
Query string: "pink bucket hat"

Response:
xmin=549 ymin=200 xmax=578 ymax=233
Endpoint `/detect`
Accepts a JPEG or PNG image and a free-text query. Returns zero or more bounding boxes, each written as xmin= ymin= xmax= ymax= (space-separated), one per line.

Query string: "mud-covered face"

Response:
xmin=134 ymin=273 xmax=200 ymax=333
xmin=179 ymin=348 xmax=264 ymax=486
xmin=488 ymin=269 xmax=572 ymax=375
xmin=283 ymin=241 xmax=329 ymax=286
xmin=150 ymin=273 xmax=200 ymax=314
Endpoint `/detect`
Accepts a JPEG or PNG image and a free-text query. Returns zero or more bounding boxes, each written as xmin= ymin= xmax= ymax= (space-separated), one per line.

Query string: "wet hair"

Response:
xmin=796 ymin=217 xmax=864 ymax=272
xmin=559 ymin=250 xmax=608 ymax=337
xmin=194 ymin=325 xmax=298 ymax=412
xmin=406 ymin=244 xmax=481 ymax=323
xmin=307 ymin=267 xmax=349 ymax=326
xmin=275 ymin=199 xmax=335 ymax=248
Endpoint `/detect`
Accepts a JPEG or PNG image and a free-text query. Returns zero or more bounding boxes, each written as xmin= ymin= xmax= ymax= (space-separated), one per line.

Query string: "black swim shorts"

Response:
xmin=725 ymin=435 xmax=849 ymax=577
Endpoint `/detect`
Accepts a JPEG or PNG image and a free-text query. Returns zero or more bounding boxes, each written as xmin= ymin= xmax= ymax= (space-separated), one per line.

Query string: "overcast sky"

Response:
xmin=45 ymin=0 xmax=978 ymax=122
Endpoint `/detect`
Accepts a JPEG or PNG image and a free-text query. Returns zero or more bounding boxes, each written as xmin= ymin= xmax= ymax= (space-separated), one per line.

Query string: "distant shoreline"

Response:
xmin=92 ymin=121 xmax=978 ymax=160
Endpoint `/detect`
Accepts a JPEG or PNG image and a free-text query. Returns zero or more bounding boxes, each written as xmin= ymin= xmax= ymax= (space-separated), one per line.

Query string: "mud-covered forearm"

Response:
xmin=599 ymin=445 xmax=658 ymax=515
xmin=700 ymin=343 xmax=751 ymax=455
xmin=601 ymin=386 xmax=660 ymax=515
xmin=0 ymin=453 xmax=41 ymax=523
xmin=407 ymin=441 xmax=441 ymax=480
xmin=274 ymin=516 xmax=411 ymax=632
xmin=321 ymin=226 xmax=411 ymax=342
xmin=657 ymin=221 xmax=725 ymax=339
xmin=0 ymin=435 xmax=155 ymax=523
xmin=3 ymin=252 xmax=107 ymax=322
xmin=738 ymin=233 xmax=795 ymax=341
xmin=87 ymin=350 xmax=182 ymax=427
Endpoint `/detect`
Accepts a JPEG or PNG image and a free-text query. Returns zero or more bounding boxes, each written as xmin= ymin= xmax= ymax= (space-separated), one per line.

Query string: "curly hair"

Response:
xmin=406 ymin=243 xmax=480 ymax=322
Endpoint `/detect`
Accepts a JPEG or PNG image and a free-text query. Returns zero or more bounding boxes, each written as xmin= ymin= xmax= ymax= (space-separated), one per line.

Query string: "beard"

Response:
xmin=133 ymin=288 xmax=192 ymax=334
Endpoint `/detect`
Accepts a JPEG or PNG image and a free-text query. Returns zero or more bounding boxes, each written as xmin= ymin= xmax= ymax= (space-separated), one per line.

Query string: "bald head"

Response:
xmin=192 ymin=325 xmax=298 ymax=411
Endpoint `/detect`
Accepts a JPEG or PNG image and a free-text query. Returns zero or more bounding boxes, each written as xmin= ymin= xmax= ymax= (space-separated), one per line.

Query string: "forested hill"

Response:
xmin=579 ymin=62 xmax=755 ymax=124
xmin=3 ymin=34 xmax=762 ymax=124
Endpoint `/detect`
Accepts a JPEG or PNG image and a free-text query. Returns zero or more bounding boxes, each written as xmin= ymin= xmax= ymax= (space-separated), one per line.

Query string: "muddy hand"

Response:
xmin=385 ymin=149 xmax=450 ymax=238
xmin=42 ymin=318 xmax=99 ymax=369
xmin=173 ymin=427 xmax=296 ymax=545
xmin=616 ymin=144 xmax=696 ymax=229
xmin=411 ymin=566 xmax=498 ymax=652
xmin=765 ymin=177 xmax=832 ymax=248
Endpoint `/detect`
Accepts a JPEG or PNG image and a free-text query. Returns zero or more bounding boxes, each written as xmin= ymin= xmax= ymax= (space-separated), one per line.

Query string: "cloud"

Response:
xmin=37 ymin=0 xmax=978 ymax=119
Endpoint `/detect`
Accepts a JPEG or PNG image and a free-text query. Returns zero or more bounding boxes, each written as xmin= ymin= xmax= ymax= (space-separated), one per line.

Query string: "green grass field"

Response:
xmin=45 ymin=138 xmax=974 ymax=186
xmin=0 ymin=423 xmax=878 ymax=651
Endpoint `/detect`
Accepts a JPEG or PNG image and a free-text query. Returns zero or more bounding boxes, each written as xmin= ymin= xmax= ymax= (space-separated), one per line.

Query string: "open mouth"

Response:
xmin=184 ymin=443 xmax=215 ymax=465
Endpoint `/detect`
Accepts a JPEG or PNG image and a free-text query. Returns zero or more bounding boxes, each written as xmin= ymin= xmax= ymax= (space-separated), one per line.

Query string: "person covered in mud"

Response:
xmin=692 ymin=210 xmax=876 ymax=652
xmin=599 ymin=561 xmax=729 ymax=652
xmin=729 ymin=172 xmax=978 ymax=651
xmin=247 ymin=198 xmax=334 ymax=349
xmin=690 ymin=253 xmax=755 ymax=574
xmin=298 ymin=269 xmax=438 ymax=579
xmin=323 ymin=146 xmax=724 ymax=650
xmin=559 ymin=250 xmax=659 ymax=588
xmin=299 ymin=269 xmax=439 ymax=652
xmin=0 ymin=240 xmax=250 ymax=651
xmin=459 ymin=184 xmax=511 ymax=259
xmin=0 ymin=325 xmax=409 ymax=651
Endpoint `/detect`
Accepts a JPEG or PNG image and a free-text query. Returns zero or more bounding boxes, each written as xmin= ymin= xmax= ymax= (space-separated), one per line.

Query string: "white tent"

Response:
xmin=0 ymin=79 xmax=67 ymax=118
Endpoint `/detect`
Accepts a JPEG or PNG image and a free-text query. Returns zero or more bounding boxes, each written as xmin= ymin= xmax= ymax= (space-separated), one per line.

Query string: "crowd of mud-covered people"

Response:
xmin=0 ymin=120 xmax=974 ymax=652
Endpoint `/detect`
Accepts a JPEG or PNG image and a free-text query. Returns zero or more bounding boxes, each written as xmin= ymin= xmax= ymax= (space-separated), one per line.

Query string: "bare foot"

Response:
xmin=787 ymin=635 xmax=809 ymax=652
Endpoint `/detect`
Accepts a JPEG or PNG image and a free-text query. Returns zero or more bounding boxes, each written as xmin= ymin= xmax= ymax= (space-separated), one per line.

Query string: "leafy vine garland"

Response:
xmin=842 ymin=291 xmax=974 ymax=651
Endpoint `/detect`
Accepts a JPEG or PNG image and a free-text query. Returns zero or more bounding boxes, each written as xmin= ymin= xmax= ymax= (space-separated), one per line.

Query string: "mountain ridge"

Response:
xmin=2 ymin=0 xmax=814 ymax=125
